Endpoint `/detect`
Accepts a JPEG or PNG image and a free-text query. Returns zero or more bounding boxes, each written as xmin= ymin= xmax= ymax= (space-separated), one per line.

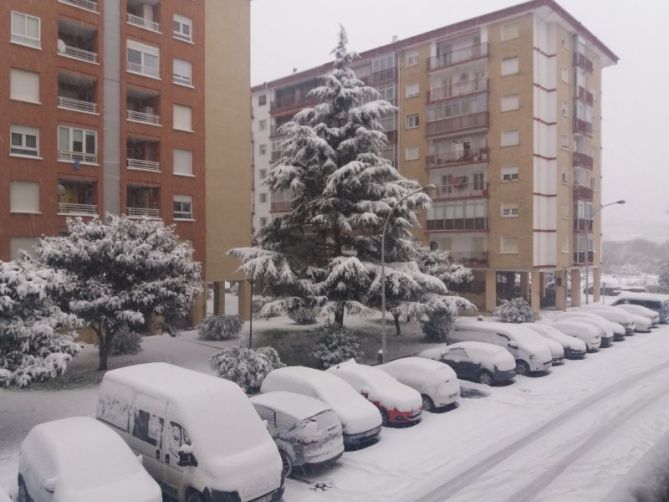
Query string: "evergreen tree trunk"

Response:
xmin=393 ymin=311 xmax=402 ymax=336
xmin=334 ymin=302 xmax=345 ymax=327
xmin=97 ymin=322 xmax=110 ymax=371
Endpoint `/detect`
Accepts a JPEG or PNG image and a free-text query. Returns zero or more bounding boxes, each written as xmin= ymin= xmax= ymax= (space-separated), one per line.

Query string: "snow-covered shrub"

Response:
xmin=0 ymin=368 xmax=10 ymax=387
xmin=110 ymin=325 xmax=142 ymax=355
xmin=421 ymin=309 xmax=455 ymax=343
xmin=312 ymin=323 xmax=363 ymax=369
xmin=495 ymin=298 xmax=538 ymax=323
xmin=198 ymin=315 xmax=242 ymax=340
xmin=209 ymin=346 xmax=284 ymax=393
xmin=252 ymin=296 xmax=271 ymax=315
xmin=288 ymin=306 xmax=318 ymax=325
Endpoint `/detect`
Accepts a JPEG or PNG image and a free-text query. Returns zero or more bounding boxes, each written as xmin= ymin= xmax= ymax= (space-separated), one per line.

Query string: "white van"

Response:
xmin=97 ymin=363 xmax=283 ymax=502
xmin=448 ymin=320 xmax=553 ymax=375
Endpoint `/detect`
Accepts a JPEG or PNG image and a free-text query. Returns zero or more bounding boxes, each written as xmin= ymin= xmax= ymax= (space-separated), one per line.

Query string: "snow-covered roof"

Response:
xmin=262 ymin=366 xmax=361 ymax=406
xmin=616 ymin=292 xmax=669 ymax=302
xmin=449 ymin=341 xmax=511 ymax=358
xmin=383 ymin=357 xmax=450 ymax=373
xmin=251 ymin=391 xmax=332 ymax=420
xmin=328 ymin=359 xmax=398 ymax=388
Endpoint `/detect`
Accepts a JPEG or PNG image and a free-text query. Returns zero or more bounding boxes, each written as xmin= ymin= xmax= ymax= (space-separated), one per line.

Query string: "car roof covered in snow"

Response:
xmin=615 ymin=292 xmax=669 ymax=302
xmin=250 ymin=391 xmax=332 ymax=420
xmin=328 ymin=359 xmax=399 ymax=387
xmin=262 ymin=366 xmax=361 ymax=405
xmin=383 ymin=357 xmax=451 ymax=372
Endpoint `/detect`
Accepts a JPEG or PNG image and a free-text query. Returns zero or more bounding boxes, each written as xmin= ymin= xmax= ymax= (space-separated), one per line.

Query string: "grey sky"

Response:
xmin=251 ymin=0 xmax=669 ymax=242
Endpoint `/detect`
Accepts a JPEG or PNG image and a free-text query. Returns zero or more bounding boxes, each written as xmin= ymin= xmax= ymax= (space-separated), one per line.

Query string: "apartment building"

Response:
xmin=250 ymin=0 xmax=617 ymax=312
xmin=1 ymin=0 xmax=252 ymax=321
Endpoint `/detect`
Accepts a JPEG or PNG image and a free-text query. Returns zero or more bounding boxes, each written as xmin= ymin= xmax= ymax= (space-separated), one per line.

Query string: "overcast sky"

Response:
xmin=250 ymin=0 xmax=669 ymax=242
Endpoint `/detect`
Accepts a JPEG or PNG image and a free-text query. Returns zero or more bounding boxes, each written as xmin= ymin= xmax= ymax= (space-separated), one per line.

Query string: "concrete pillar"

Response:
xmin=555 ymin=269 xmax=567 ymax=311
xmin=213 ymin=281 xmax=226 ymax=315
xmin=530 ymin=270 xmax=541 ymax=314
xmin=571 ymin=268 xmax=581 ymax=307
xmin=593 ymin=267 xmax=601 ymax=303
xmin=191 ymin=287 xmax=207 ymax=325
xmin=238 ymin=280 xmax=252 ymax=321
xmin=485 ymin=270 xmax=497 ymax=312
xmin=520 ymin=272 xmax=530 ymax=301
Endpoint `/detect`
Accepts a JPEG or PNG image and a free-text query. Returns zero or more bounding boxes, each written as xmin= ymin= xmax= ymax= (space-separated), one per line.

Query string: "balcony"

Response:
xmin=126 ymin=0 xmax=161 ymax=32
xmin=428 ymin=78 xmax=487 ymax=102
xmin=127 ymin=158 xmax=160 ymax=172
xmin=432 ymin=181 xmax=488 ymax=200
xmin=573 ymin=152 xmax=594 ymax=169
xmin=127 ymin=87 xmax=160 ymax=126
xmin=127 ymin=186 xmax=160 ymax=219
xmin=127 ymin=13 xmax=160 ymax=33
xmin=57 ymin=18 xmax=98 ymax=64
xmin=58 ymin=71 xmax=97 ymax=114
xmin=573 ymin=118 xmax=593 ymax=136
xmin=427 ymin=147 xmax=488 ymax=168
xmin=366 ymin=67 xmax=396 ymax=85
xmin=573 ymin=52 xmax=594 ymax=73
xmin=573 ymin=218 xmax=593 ymax=232
xmin=270 ymin=96 xmax=318 ymax=116
xmin=57 ymin=180 xmax=97 ymax=216
xmin=428 ymin=43 xmax=488 ymax=71
xmin=58 ymin=150 xmax=97 ymax=164
xmin=449 ymin=251 xmax=488 ymax=266
xmin=270 ymin=200 xmax=292 ymax=213
xmin=58 ymin=0 xmax=98 ymax=13
xmin=128 ymin=207 xmax=160 ymax=218
xmin=271 ymin=149 xmax=282 ymax=162
xmin=573 ymin=184 xmax=594 ymax=200
xmin=427 ymin=217 xmax=487 ymax=232
xmin=573 ymin=251 xmax=594 ymax=265
xmin=426 ymin=112 xmax=488 ymax=136
xmin=58 ymin=203 xmax=97 ymax=215
xmin=127 ymin=137 xmax=160 ymax=172
xmin=575 ymin=86 xmax=594 ymax=106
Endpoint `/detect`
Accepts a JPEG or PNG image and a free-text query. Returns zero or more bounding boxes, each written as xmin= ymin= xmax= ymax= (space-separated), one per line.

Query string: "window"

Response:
xmin=10 ymin=126 xmax=39 ymax=157
xmin=173 ymin=105 xmax=193 ymax=132
xmin=501 ymin=57 xmax=519 ymax=76
xmin=11 ymin=11 xmax=40 ymax=48
xmin=259 ymin=144 xmax=267 ymax=155
xmin=259 ymin=119 xmax=267 ymax=131
xmin=405 ymin=50 xmax=419 ymax=66
xmin=173 ymin=195 xmax=193 ymax=220
xmin=173 ymin=149 xmax=193 ymax=176
xmin=377 ymin=84 xmax=395 ymax=102
xmin=406 ymin=114 xmax=420 ymax=129
xmin=562 ymin=170 xmax=569 ymax=184
xmin=501 ymin=237 xmax=519 ymax=254
xmin=561 ymin=101 xmax=569 ymax=117
xmin=259 ymin=193 xmax=267 ymax=203
xmin=562 ymin=238 xmax=570 ymax=254
xmin=561 ymin=134 xmax=570 ymax=150
xmin=501 ymin=23 xmax=519 ymax=41
xmin=132 ymin=409 xmax=164 ymax=447
xmin=259 ymin=169 xmax=267 ymax=179
xmin=501 ymin=166 xmax=519 ymax=182
xmin=127 ymin=40 xmax=160 ymax=78
xmin=500 ymin=94 xmax=519 ymax=112
xmin=58 ymin=126 xmax=97 ymax=163
xmin=405 ymin=146 xmax=419 ymax=161
xmin=10 ymin=181 xmax=39 ymax=214
xmin=561 ymin=66 xmax=569 ymax=83
xmin=405 ymin=83 xmax=420 ymax=98
xmin=258 ymin=94 xmax=267 ymax=106
xmin=501 ymin=202 xmax=519 ymax=217
xmin=172 ymin=59 xmax=192 ymax=86
xmin=501 ymin=130 xmax=519 ymax=147
xmin=10 ymin=69 xmax=40 ymax=104
xmin=173 ymin=14 xmax=192 ymax=42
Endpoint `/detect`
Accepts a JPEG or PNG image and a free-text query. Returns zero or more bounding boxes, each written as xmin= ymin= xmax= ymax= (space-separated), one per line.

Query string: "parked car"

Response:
xmin=261 ymin=366 xmax=382 ymax=449
xmin=418 ymin=341 xmax=516 ymax=385
xmin=583 ymin=305 xmax=652 ymax=333
xmin=97 ymin=363 xmax=284 ymax=502
xmin=577 ymin=305 xmax=638 ymax=334
xmin=614 ymin=303 xmax=660 ymax=327
xmin=327 ymin=359 xmax=423 ymax=426
xmin=612 ymin=293 xmax=669 ymax=323
xmin=550 ymin=320 xmax=602 ymax=352
xmin=378 ymin=357 xmax=460 ymax=411
xmin=583 ymin=285 xmax=622 ymax=296
xmin=18 ymin=416 xmax=162 ymax=502
xmin=524 ymin=323 xmax=587 ymax=359
xmin=553 ymin=312 xmax=618 ymax=344
xmin=250 ymin=391 xmax=344 ymax=477
xmin=448 ymin=320 xmax=553 ymax=376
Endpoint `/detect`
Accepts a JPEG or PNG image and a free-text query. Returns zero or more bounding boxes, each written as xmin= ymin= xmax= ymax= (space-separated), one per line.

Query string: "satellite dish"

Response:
xmin=57 ymin=39 xmax=66 ymax=53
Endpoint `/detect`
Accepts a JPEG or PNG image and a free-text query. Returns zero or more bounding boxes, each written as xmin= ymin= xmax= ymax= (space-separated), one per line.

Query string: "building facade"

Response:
xmin=250 ymin=0 xmax=617 ymax=312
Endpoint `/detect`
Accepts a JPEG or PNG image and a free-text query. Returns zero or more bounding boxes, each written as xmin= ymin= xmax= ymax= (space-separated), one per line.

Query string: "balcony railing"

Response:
xmin=270 ymin=200 xmax=292 ymax=213
xmin=366 ymin=67 xmax=396 ymax=85
xmin=428 ymin=78 xmax=487 ymax=102
xmin=427 ymin=217 xmax=487 ymax=232
xmin=573 ymin=52 xmax=594 ymax=73
xmin=127 ymin=109 xmax=160 ymax=125
xmin=573 ymin=218 xmax=593 ymax=232
xmin=449 ymin=251 xmax=488 ymax=266
xmin=58 ymin=44 xmax=98 ymax=64
xmin=573 ymin=184 xmax=594 ymax=200
xmin=270 ymin=96 xmax=318 ymax=115
xmin=432 ymin=182 xmax=488 ymax=200
xmin=573 ymin=118 xmax=593 ymax=136
xmin=127 ymin=13 xmax=161 ymax=33
xmin=127 ymin=158 xmax=160 ymax=172
xmin=57 ymin=96 xmax=97 ymax=114
xmin=58 ymin=151 xmax=97 ymax=164
xmin=58 ymin=203 xmax=97 ymax=215
xmin=59 ymin=0 xmax=98 ymax=13
xmin=428 ymin=43 xmax=488 ymax=71
xmin=128 ymin=207 xmax=160 ymax=218
xmin=127 ymin=62 xmax=159 ymax=79
xmin=573 ymin=152 xmax=594 ymax=169
xmin=271 ymin=150 xmax=282 ymax=162
xmin=575 ymin=86 xmax=594 ymax=105
xmin=573 ymin=251 xmax=594 ymax=265
xmin=426 ymin=112 xmax=488 ymax=136
xmin=427 ymin=147 xmax=488 ymax=168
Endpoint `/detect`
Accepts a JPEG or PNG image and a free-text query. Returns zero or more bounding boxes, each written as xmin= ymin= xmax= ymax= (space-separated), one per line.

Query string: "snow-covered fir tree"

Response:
xmin=36 ymin=215 xmax=202 ymax=370
xmin=0 ymin=258 xmax=80 ymax=387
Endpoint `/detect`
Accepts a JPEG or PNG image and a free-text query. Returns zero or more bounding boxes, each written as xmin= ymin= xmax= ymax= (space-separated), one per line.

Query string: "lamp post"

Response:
xmin=585 ymin=199 xmax=625 ymax=304
xmin=380 ymin=184 xmax=435 ymax=363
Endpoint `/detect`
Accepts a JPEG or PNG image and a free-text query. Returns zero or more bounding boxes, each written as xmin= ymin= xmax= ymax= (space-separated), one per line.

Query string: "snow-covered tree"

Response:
xmin=0 ymin=258 xmax=80 ymax=387
xmin=210 ymin=346 xmax=285 ymax=393
xmin=658 ymin=258 xmax=669 ymax=292
xmin=36 ymin=215 xmax=202 ymax=371
xmin=495 ymin=297 xmax=538 ymax=323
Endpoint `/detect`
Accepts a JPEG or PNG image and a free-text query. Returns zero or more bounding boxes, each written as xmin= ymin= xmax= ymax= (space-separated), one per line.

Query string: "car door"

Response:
xmin=442 ymin=348 xmax=466 ymax=378
xmin=128 ymin=395 xmax=167 ymax=486
xmin=457 ymin=348 xmax=480 ymax=380
xmin=161 ymin=413 xmax=192 ymax=501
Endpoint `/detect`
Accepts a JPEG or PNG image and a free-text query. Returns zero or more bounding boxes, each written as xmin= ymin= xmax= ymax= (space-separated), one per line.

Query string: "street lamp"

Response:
xmin=380 ymin=183 xmax=436 ymax=363
xmin=585 ymin=199 xmax=625 ymax=304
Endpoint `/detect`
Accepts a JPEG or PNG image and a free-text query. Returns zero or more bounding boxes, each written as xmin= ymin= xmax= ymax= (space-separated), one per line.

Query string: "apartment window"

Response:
xmin=127 ymin=40 xmax=160 ymax=78
xmin=501 ymin=23 xmax=519 ymax=41
xmin=405 ymin=51 xmax=419 ymax=66
xmin=500 ymin=237 xmax=519 ymax=254
xmin=561 ymin=134 xmax=570 ymax=150
xmin=501 ymin=166 xmax=519 ymax=182
xmin=377 ymin=84 xmax=395 ymax=102
xmin=405 ymin=146 xmax=419 ymax=161
xmin=500 ymin=94 xmax=519 ymax=112
xmin=259 ymin=193 xmax=267 ymax=203
xmin=10 ymin=126 xmax=39 ymax=157
xmin=10 ymin=181 xmax=40 ymax=214
xmin=259 ymin=119 xmax=267 ymax=131
xmin=173 ymin=195 xmax=193 ymax=220
xmin=561 ymin=101 xmax=569 ymax=117
xmin=561 ymin=66 xmax=569 ymax=83
xmin=258 ymin=94 xmax=267 ymax=106
xmin=405 ymin=83 xmax=420 ymax=98
xmin=406 ymin=114 xmax=420 ymax=129
xmin=11 ymin=11 xmax=40 ymax=48
xmin=501 ymin=202 xmax=519 ymax=217
xmin=562 ymin=238 xmax=570 ymax=254
xmin=501 ymin=130 xmax=519 ymax=147
xmin=173 ymin=105 xmax=193 ymax=132
xmin=173 ymin=59 xmax=192 ymax=86
xmin=173 ymin=14 xmax=193 ymax=42
xmin=10 ymin=69 xmax=40 ymax=104
xmin=259 ymin=144 xmax=267 ymax=155
xmin=173 ymin=149 xmax=193 ymax=176
xmin=562 ymin=170 xmax=570 ymax=184
xmin=501 ymin=57 xmax=519 ymax=76
xmin=58 ymin=126 xmax=97 ymax=163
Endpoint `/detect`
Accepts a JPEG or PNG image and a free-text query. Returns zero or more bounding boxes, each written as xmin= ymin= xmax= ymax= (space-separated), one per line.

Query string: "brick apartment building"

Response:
xmin=250 ymin=0 xmax=618 ymax=312
xmin=1 ymin=0 xmax=252 ymax=320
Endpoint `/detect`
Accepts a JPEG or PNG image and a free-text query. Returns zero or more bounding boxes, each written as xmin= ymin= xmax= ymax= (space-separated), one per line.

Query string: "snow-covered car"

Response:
xmin=612 ymin=293 xmax=669 ymax=323
xmin=550 ymin=320 xmax=602 ymax=352
xmin=553 ymin=312 xmax=618 ymax=344
xmin=261 ymin=366 xmax=382 ymax=449
xmin=419 ymin=341 xmax=516 ymax=385
xmin=18 ymin=416 xmax=162 ymax=502
xmin=582 ymin=305 xmax=652 ymax=333
xmin=327 ymin=359 xmax=423 ymax=426
xmin=577 ymin=305 xmax=637 ymax=334
xmin=524 ymin=323 xmax=587 ymax=359
xmin=250 ymin=391 xmax=344 ymax=477
xmin=614 ymin=303 xmax=660 ymax=327
xmin=97 ymin=363 xmax=284 ymax=502
xmin=378 ymin=357 xmax=460 ymax=412
xmin=0 ymin=486 xmax=12 ymax=502
xmin=448 ymin=320 xmax=553 ymax=375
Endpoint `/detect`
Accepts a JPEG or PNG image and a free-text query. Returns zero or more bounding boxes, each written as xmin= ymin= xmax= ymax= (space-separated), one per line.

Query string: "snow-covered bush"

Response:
xmin=288 ymin=306 xmax=318 ymax=325
xmin=198 ymin=315 xmax=242 ymax=340
xmin=421 ymin=309 xmax=455 ymax=342
xmin=209 ymin=346 xmax=284 ymax=393
xmin=109 ymin=325 xmax=142 ymax=355
xmin=312 ymin=323 xmax=363 ymax=369
xmin=495 ymin=298 xmax=538 ymax=323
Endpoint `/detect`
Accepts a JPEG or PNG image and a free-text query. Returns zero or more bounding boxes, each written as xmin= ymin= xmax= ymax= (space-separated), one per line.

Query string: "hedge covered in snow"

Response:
xmin=495 ymin=298 xmax=538 ymax=323
xmin=312 ymin=323 xmax=364 ymax=369
xmin=198 ymin=315 xmax=242 ymax=340
xmin=209 ymin=346 xmax=285 ymax=393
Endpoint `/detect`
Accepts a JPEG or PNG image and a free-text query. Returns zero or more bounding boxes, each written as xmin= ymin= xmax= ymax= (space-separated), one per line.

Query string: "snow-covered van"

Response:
xmin=18 ymin=417 xmax=162 ymax=502
xmin=378 ymin=357 xmax=460 ymax=411
xmin=524 ymin=323 xmax=587 ymax=359
xmin=97 ymin=363 xmax=283 ymax=502
xmin=612 ymin=293 xmax=669 ymax=323
xmin=550 ymin=320 xmax=601 ymax=352
xmin=448 ymin=321 xmax=553 ymax=375
xmin=261 ymin=366 xmax=382 ymax=449
xmin=250 ymin=391 xmax=344 ymax=477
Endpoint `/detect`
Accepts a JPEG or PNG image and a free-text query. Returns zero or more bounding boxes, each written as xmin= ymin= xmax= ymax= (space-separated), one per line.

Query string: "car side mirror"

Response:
xmin=360 ymin=387 xmax=370 ymax=397
xmin=177 ymin=444 xmax=197 ymax=467
xmin=508 ymin=342 xmax=519 ymax=350
xmin=44 ymin=477 xmax=57 ymax=493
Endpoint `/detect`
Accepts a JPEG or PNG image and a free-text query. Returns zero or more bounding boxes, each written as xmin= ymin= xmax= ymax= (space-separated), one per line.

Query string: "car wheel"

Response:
xmin=18 ymin=477 xmax=30 ymax=502
xmin=516 ymin=360 xmax=530 ymax=376
xmin=421 ymin=394 xmax=435 ymax=412
xmin=478 ymin=370 xmax=493 ymax=385
xmin=280 ymin=450 xmax=293 ymax=478
xmin=186 ymin=490 xmax=204 ymax=502
xmin=380 ymin=408 xmax=389 ymax=426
